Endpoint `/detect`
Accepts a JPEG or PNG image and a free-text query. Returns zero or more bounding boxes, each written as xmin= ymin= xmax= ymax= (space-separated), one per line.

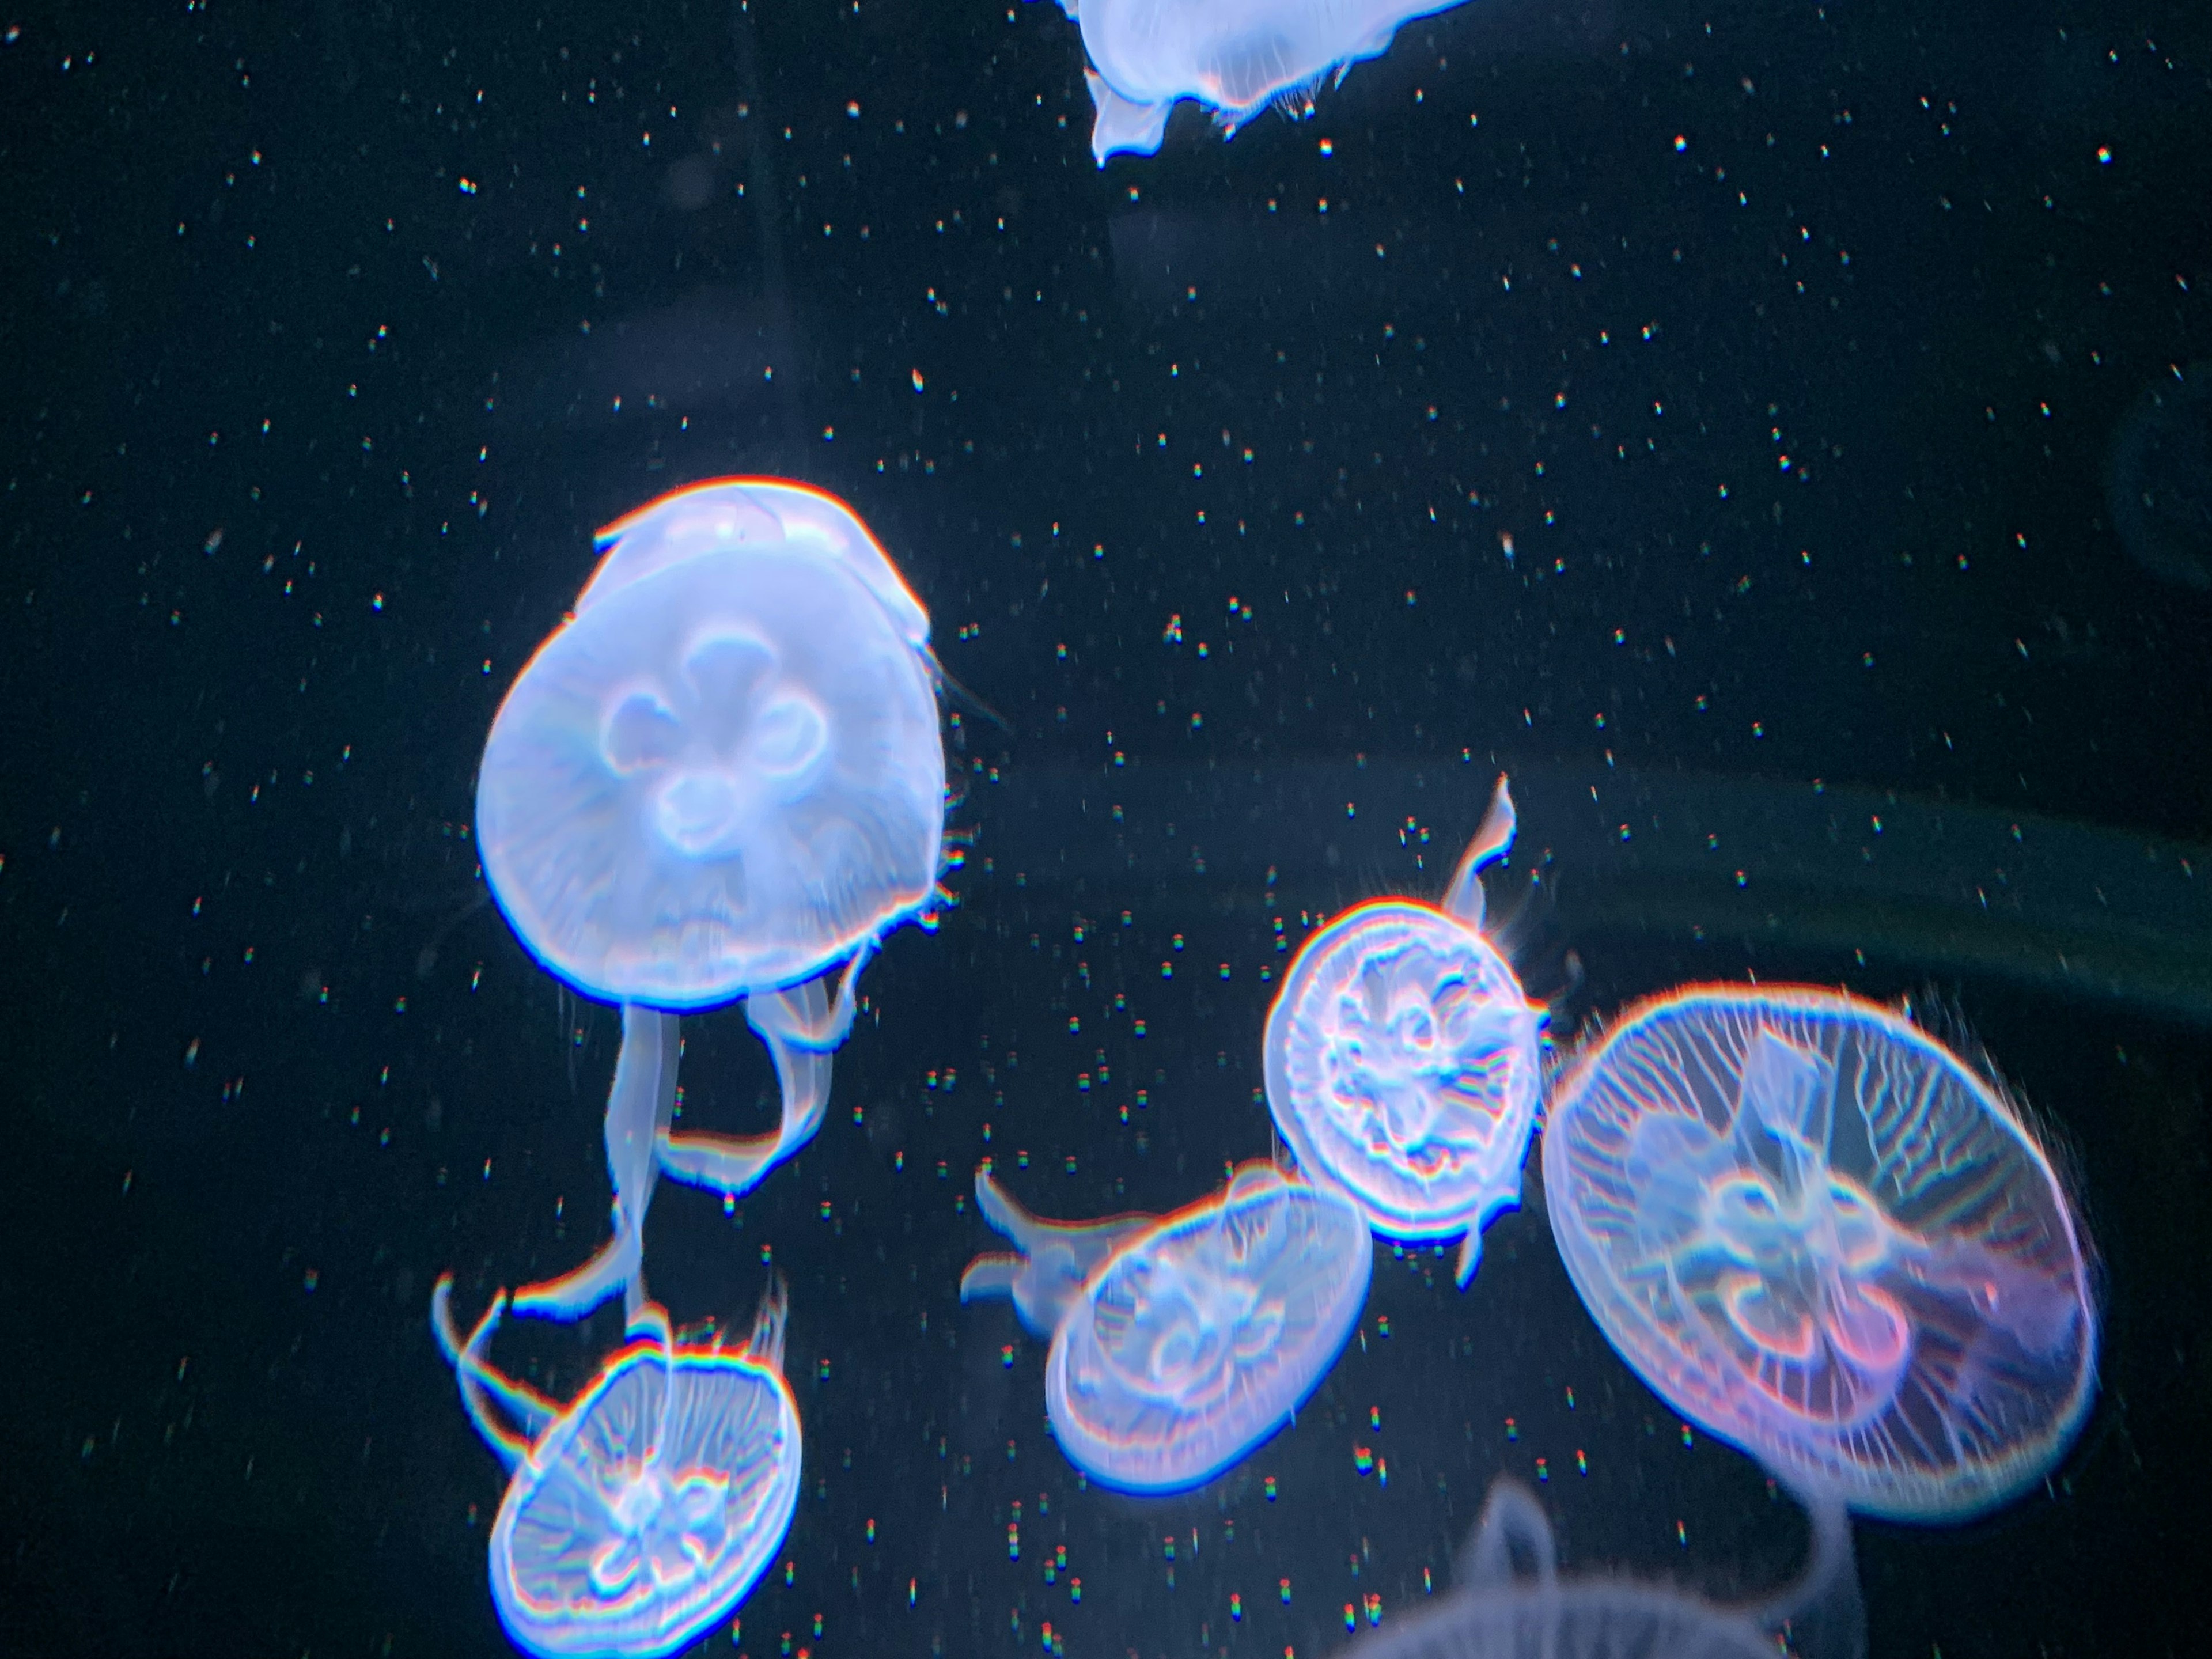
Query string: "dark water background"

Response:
xmin=2 ymin=1 xmax=2209 ymax=1655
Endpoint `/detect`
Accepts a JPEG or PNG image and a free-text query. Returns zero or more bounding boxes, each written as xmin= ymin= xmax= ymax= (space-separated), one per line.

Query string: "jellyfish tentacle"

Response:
xmin=745 ymin=1273 xmax=791 ymax=1374
xmin=1441 ymin=774 xmax=1518 ymax=926
xmin=1739 ymin=1486 xmax=1865 ymax=1659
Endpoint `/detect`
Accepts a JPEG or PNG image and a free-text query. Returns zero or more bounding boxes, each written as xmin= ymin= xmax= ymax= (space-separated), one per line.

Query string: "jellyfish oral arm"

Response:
xmin=1086 ymin=69 xmax=1173 ymax=164
xmin=510 ymin=1005 xmax=682 ymax=1325
xmin=657 ymin=976 xmax=836 ymax=1200
xmin=960 ymin=1167 xmax=1156 ymax=1336
xmin=431 ymin=1277 xmax=559 ymax=1472
xmin=1441 ymin=774 xmax=1517 ymax=927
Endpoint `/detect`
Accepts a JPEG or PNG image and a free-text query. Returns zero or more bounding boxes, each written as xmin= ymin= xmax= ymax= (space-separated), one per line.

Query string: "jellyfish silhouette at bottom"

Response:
xmin=1264 ymin=774 xmax=1544 ymax=1287
xmin=1543 ymin=984 xmax=2098 ymax=1521
xmin=430 ymin=1275 xmax=802 ymax=1659
xmin=472 ymin=477 xmax=948 ymax=1327
xmin=1332 ymin=1474 xmax=1863 ymax=1659
xmin=960 ymin=1161 xmax=1372 ymax=1492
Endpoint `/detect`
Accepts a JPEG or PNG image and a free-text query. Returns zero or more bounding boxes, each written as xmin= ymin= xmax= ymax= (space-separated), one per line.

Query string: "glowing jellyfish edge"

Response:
xmin=962 ymin=1162 xmax=1374 ymax=1493
xmin=1541 ymin=982 xmax=2098 ymax=1521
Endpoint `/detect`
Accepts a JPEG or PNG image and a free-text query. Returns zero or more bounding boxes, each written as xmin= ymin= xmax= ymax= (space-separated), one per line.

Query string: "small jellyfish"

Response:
xmin=1263 ymin=775 xmax=1544 ymax=1286
xmin=1542 ymin=984 xmax=2099 ymax=1521
xmin=1335 ymin=1474 xmax=1863 ymax=1659
xmin=431 ymin=1275 xmax=802 ymax=1659
xmin=961 ymin=1162 xmax=1372 ymax=1492
xmin=1033 ymin=0 xmax=1474 ymax=165
xmin=472 ymin=477 xmax=946 ymax=1324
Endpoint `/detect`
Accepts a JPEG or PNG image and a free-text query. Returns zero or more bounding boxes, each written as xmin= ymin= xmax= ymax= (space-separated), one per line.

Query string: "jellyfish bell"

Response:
xmin=961 ymin=1161 xmax=1372 ymax=1493
xmin=1543 ymin=983 xmax=2099 ymax=1522
xmin=1263 ymin=774 xmax=1545 ymax=1287
xmin=1338 ymin=1473 xmax=1863 ymax=1659
xmin=483 ymin=484 xmax=944 ymax=1007
xmin=431 ymin=1276 xmax=803 ymax=1659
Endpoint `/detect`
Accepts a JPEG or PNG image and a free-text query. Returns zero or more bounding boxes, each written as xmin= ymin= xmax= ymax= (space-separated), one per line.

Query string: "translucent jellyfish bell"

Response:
xmin=1543 ymin=984 xmax=2099 ymax=1521
xmin=1336 ymin=1474 xmax=1864 ymax=1659
xmin=960 ymin=1162 xmax=1372 ymax=1493
xmin=1040 ymin=0 xmax=1476 ymax=165
xmin=482 ymin=478 xmax=944 ymax=1009
xmin=431 ymin=1276 xmax=803 ymax=1659
xmin=1263 ymin=775 xmax=1544 ymax=1286
xmin=470 ymin=478 xmax=945 ymax=1326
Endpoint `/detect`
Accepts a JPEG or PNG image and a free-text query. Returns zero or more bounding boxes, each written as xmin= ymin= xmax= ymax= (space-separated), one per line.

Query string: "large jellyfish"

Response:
xmin=960 ymin=1161 xmax=1372 ymax=1492
xmin=1333 ymin=1474 xmax=1864 ymax=1659
xmin=431 ymin=1276 xmax=802 ymax=1659
xmin=1032 ymin=0 xmax=1472 ymax=165
xmin=1542 ymin=984 xmax=2098 ymax=1521
xmin=1263 ymin=775 xmax=1544 ymax=1286
xmin=474 ymin=477 xmax=946 ymax=1323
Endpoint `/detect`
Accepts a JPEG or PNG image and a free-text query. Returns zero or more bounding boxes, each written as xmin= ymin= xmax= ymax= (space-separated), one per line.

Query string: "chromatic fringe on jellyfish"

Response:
xmin=1029 ymin=0 xmax=1475 ymax=165
xmin=960 ymin=1161 xmax=1372 ymax=1492
xmin=1541 ymin=983 xmax=2099 ymax=1522
xmin=1263 ymin=774 xmax=1546 ymax=1286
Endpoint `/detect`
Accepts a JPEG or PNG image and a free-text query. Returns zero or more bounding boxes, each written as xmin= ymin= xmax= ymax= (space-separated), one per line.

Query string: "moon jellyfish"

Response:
xmin=960 ymin=1161 xmax=1372 ymax=1492
xmin=1033 ymin=0 xmax=1471 ymax=165
xmin=1543 ymin=984 xmax=2098 ymax=1521
xmin=474 ymin=477 xmax=946 ymax=1323
xmin=1336 ymin=1475 xmax=1863 ymax=1659
xmin=1263 ymin=775 xmax=1543 ymax=1286
xmin=431 ymin=1276 xmax=802 ymax=1659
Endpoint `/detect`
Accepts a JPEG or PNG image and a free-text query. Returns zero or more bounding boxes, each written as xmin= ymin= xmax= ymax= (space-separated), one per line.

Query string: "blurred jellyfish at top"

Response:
xmin=431 ymin=1275 xmax=802 ymax=1659
xmin=1543 ymin=983 xmax=2098 ymax=1521
xmin=960 ymin=1161 xmax=1372 ymax=1492
xmin=473 ymin=477 xmax=946 ymax=1324
xmin=1264 ymin=775 xmax=1544 ymax=1287
xmin=1332 ymin=1474 xmax=1864 ymax=1659
xmin=1031 ymin=0 xmax=1474 ymax=165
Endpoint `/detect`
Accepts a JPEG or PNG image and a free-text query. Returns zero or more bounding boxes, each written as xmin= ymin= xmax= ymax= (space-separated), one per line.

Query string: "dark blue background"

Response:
xmin=2 ymin=2 xmax=2206 ymax=1655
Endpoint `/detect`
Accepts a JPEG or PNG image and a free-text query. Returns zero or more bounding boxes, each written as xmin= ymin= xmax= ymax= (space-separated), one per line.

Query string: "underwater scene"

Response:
xmin=2 ymin=2 xmax=2208 ymax=1657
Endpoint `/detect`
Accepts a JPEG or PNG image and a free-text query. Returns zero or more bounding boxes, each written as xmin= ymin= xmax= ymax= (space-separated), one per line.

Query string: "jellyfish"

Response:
xmin=960 ymin=1161 xmax=1372 ymax=1492
xmin=431 ymin=1275 xmax=802 ymax=1659
xmin=1263 ymin=775 xmax=1544 ymax=1287
xmin=473 ymin=476 xmax=946 ymax=1322
xmin=1031 ymin=0 xmax=1473 ymax=165
xmin=1334 ymin=1474 xmax=1864 ymax=1659
xmin=1542 ymin=983 xmax=2099 ymax=1521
